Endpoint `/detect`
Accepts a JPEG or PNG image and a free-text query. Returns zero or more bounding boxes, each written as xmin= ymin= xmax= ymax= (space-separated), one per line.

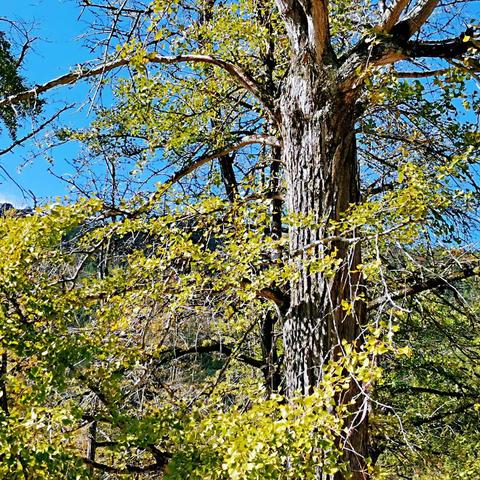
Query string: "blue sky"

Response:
xmin=0 ymin=0 xmax=92 ymax=206
xmin=0 ymin=1 xmax=478 ymax=208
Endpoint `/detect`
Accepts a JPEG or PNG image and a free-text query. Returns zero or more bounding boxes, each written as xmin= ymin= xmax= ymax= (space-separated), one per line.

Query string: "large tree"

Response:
xmin=0 ymin=0 xmax=479 ymax=479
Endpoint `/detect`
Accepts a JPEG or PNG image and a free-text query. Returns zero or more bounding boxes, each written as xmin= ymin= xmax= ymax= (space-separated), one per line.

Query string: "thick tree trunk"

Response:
xmin=281 ymin=56 xmax=368 ymax=479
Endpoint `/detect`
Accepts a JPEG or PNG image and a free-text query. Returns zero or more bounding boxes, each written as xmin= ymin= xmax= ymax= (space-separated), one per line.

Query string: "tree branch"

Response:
xmin=340 ymin=28 xmax=478 ymax=88
xmin=398 ymin=0 xmax=440 ymax=38
xmin=382 ymin=0 xmax=410 ymax=32
xmin=0 ymin=353 xmax=8 ymax=415
xmin=124 ymin=133 xmax=280 ymax=218
xmin=166 ymin=134 xmax=280 ymax=186
xmin=368 ymin=261 xmax=480 ymax=310
xmin=83 ymin=456 xmax=170 ymax=474
xmin=408 ymin=33 xmax=479 ymax=60
xmin=392 ymin=385 xmax=479 ymax=399
xmin=392 ymin=67 xmax=450 ymax=78
xmin=0 ymin=105 xmax=72 ymax=157
xmin=156 ymin=342 xmax=265 ymax=370
xmin=0 ymin=54 xmax=278 ymax=122
xmin=412 ymin=401 xmax=477 ymax=426
xmin=274 ymin=0 xmax=332 ymax=63
xmin=80 ymin=1 xmax=153 ymax=15
xmin=305 ymin=0 xmax=331 ymax=61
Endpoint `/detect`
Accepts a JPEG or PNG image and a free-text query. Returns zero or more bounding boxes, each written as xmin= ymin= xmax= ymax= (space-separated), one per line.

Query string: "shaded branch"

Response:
xmin=392 ymin=385 xmax=479 ymax=399
xmin=83 ymin=456 xmax=170 ymax=474
xmin=257 ymin=286 xmax=289 ymax=309
xmin=368 ymin=261 xmax=480 ymax=310
xmin=156 ymin=342 xmax=264 ymax=370
xmin=412 ymin=401 xmax=477 ymax=426
xmin=408 ymin=31 xmax=479 ymax=60
xmin=0 ymin=353 xmax=8 ymax=415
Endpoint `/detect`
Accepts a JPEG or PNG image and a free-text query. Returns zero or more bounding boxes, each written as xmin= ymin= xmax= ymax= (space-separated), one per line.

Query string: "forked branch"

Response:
xmin=382 ymin=0 xmax=439 ymax=37
xmin=274 ymin=0 xmax=332 ymax=62
xmin=399 ymin=0 xmax=440 ymax=37
xmin=303 ymin=0 xmax=331 ymax=61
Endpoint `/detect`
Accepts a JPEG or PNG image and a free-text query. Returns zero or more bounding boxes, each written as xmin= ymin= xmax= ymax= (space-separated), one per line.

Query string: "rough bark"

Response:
xmin=219 ymin=153 xmax=238 ymax=202
xmin=281 ymin=54 xmax=367 ymax=479
xmin=0 ymin=352 xmax=8 ymax=415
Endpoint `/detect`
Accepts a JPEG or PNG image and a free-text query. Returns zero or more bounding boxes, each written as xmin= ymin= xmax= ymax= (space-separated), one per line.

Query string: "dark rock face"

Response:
xmin=0 ymin=203 xmax=32 ymax=217
xmin=0 ymin=203 xmax=14 ymax=215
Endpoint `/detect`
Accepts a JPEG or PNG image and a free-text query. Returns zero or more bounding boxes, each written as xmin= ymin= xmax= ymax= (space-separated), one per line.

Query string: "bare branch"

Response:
xmin=393 ymin=67 xmax=450 ymax=77
xmin=79 ymin=1 xmax=153 ymax=15
xmin=0 ymin=60 xmax=131 ymax=109
xmin=15 ymin=36 xmax=37 ymax=68
xmin=0 ymin=105 xmax=72 ymax=157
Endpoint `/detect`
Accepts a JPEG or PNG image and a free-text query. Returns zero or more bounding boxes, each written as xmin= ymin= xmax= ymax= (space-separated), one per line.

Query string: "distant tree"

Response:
xmin=0 ymin=27 xmax=41 ymax=138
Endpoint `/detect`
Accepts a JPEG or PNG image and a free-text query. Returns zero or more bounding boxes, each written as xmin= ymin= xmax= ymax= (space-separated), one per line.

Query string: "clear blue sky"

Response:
xmin=0 ymin=0 xmax=93 ymax=206
xmin=0 ymin=1 xmax=478 ymax=207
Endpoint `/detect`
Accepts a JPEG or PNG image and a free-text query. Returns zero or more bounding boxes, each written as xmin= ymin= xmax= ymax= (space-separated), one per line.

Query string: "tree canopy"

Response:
xmin=0 ymin=0 xmax=479 ymax=478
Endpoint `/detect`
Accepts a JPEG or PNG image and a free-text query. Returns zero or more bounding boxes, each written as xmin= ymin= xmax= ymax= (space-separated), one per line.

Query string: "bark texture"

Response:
xmin=280 ymin=53 xmax=367 ymax=479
